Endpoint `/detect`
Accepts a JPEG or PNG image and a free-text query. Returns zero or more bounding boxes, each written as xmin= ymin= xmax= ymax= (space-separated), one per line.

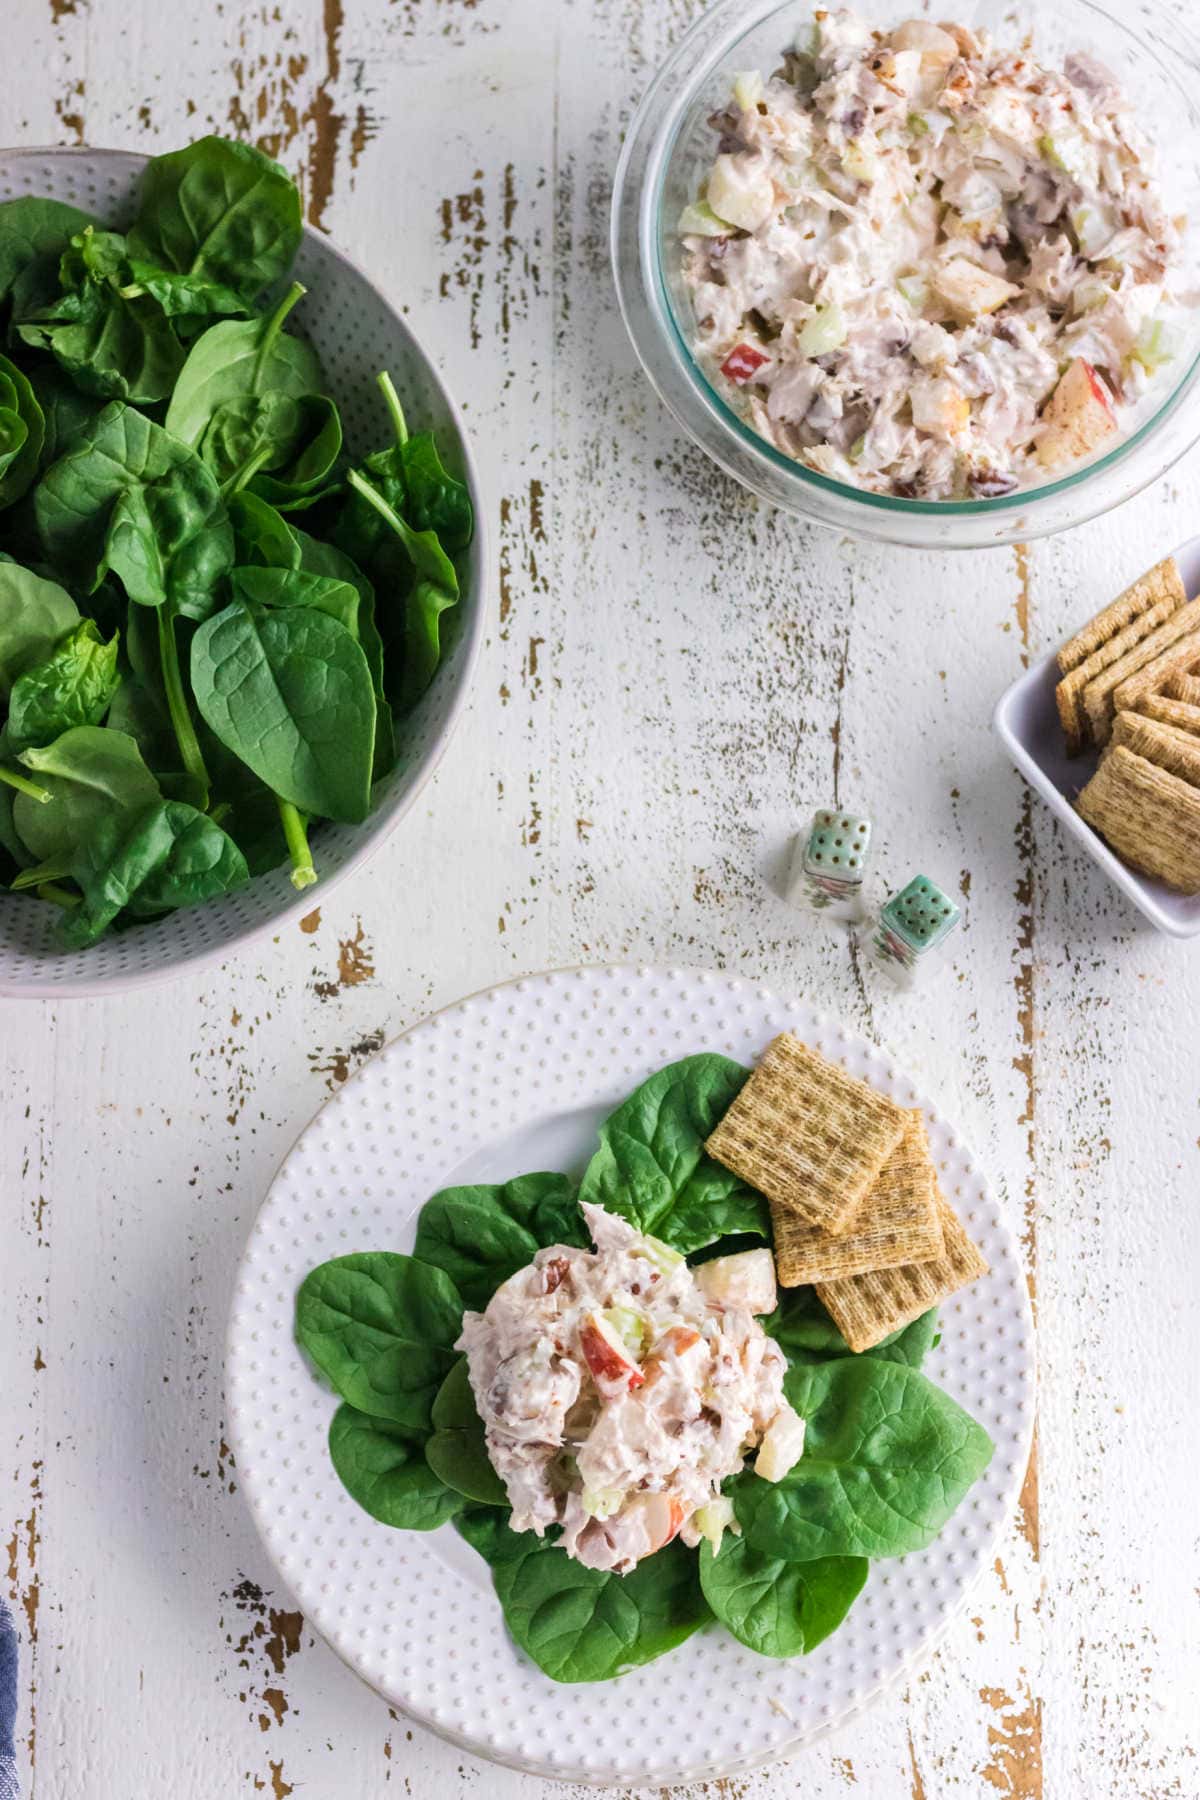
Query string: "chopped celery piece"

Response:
xmin=678 ymin=199 xmax=731 ymax=238
xmin=842 ymin=141 xmax=877 ymax=183
xmin=897 ymin=273 xmax=928 ymax=309
xmin=848 ymin=434 xmax=867 ymax=463
xmin=637 ymin=1234 xmax=685 ymax=1276
xmin=733 ymin=69 xmax=764 ymax=111
xmin=602 ymin=1304 xmax=649 ymax=1356
xmin=798 ymin=302 xmax=847 ymax=356
xmin=1132 ymin=317 xmax=1178 ymax=372
xmin=582 ymin=1487 xmax=627 ymax=1521
xmin=693 ymin=1497 xmax=737 ymax=1551
xmin=1070 ymin=204 xmax=1110 ymax=258
xmin=907 ymin=110 xmax=930 ymax=137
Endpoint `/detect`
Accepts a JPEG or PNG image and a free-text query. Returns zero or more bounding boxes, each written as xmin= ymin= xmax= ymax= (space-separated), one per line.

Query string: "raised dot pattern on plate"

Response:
xmin=0 ymin=147 xmax=484 ymax=997
xmin=225 ymin=965 xmax=1036 ymax=1787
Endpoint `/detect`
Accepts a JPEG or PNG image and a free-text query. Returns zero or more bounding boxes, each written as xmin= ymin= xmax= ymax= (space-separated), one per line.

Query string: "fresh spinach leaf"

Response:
xmin=413 ymin=1172 xmax=583 ymax=1310
xmin=344 ymin=467 xmax=459 ymax=595
xmin=0 ymin=558 xmax=79 ymax=699
xmin=230 ymin=565 xmax=359 ymax=634
xmin=763 ymin=1288 xmax=939 ymax=1372
xmin=399 ymin=429 xmax=473 ymax=553
xmin=424 ymin=1358 xmax=508 ymax=1506
xmin=164 ymin=282 xmax=321 ymax=453
xmin=15 ymin=226 xmax=184 ymax=405
xmin=56 ymin=796 xmax=249 ymax=945
xmin=190 ymin=599 xmax=376 ymax=822
xmin=578 ymin=1053 xmax=770 ymax=1252
xmin=11 ymin=725 xmax=160 ymax=863
xmin=27 ymin=365 xmax=104 ymax=469
xmin=0 ymin=196 xmax=93 ymax=304
xmin=456 ymin=1510 xmax=711 ymax=1683
xmin=199 ymin=391 xmax=341 ymax=504
xmin=128 ymin=137 xmax=302 ymax=310
xmin=698 ymin=1538 xmax=868 ymax=1658
xmin=0 ymin=355 xmax=44 ymax=510
xmin=35 ymin=401 xmax=233 ymax=620
xmin=294 ymin=1252 xmax=464 ymax=1434
xmin=329 ymin=1404 xmax=463 ymax=1531
xmin=732 ymin=1357 xmax=994 ymax=1562
xmin=400 ymin=579 xmax=457 ymax=708
xmin=6 ymin=619 xmax=119 ymax=752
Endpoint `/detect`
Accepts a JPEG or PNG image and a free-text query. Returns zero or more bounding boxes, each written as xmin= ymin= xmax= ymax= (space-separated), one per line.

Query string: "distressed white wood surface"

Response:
xmin=3 ymin=2 xmax=1199 ymax=1797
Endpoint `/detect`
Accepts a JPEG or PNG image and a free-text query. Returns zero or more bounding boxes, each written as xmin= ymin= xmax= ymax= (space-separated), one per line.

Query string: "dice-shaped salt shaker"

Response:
xmin=785 ymin=809 xmax=873 ymax=923
xmin=871 ymin=875 xmax=961 ymax=989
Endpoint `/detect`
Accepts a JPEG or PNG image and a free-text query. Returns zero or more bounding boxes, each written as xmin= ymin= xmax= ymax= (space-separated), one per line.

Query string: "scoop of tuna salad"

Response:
xmin=456 ymin=1203 xmax=806 ymax=1574
xmin=680 ymin=7 xmax=1184 ymax=499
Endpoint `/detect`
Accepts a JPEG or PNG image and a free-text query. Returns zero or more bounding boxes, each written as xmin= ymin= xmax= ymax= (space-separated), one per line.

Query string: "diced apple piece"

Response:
xmin=1036 ymin=357 xmax=1118 ymax=469
xmin=692 ymin=1496 xmax=737 ymax=1552
xmin=934 ymin=257 xmax=1020 ymax=320
xmin=890 ymin=19 xmax=958 ymax=56
xmin=632 ymin=1491 xmax=687 ymax=1554
xmin=694 ymin=1247 xmax=778 ymax=1315
xmin=706 ymin=152 xmax=775 ymax=232
xmin=911 ymin=376 xmax=970 ymax=438
xmin=756 ymin=1402 xmax=807 ymax=1482
xmin=579 ymin=1310 xmax=644 ymax=1391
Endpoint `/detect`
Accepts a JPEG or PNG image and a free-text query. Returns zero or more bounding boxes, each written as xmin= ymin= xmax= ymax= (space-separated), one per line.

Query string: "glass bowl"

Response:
xmin=612 ymin=0 xmax=1200 ymax=549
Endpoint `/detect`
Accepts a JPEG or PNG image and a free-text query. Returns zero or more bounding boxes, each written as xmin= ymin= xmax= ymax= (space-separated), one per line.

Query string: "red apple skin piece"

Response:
xmin=640 ymin=1493 xmax=687 ymax=1552
xmin=720 ymin=343 xmax=770 ymax=383
xmin=579 ymin=1313 xmax=644 ymax=1390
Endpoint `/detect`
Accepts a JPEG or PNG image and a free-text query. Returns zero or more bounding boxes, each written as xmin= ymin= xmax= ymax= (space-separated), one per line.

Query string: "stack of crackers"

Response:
xmin=705 ymin=1033 xmax=988 ymax=1352
xmin=1055 ymin=555 xmax=1200 ymax=892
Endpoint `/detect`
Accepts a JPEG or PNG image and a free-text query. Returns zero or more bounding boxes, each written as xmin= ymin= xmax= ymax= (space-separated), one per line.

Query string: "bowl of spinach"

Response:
xmin=0 ymin=138 xmax=486 ymax=994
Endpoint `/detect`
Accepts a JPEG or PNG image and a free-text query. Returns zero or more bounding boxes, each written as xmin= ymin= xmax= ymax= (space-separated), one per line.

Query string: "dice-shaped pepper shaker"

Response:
xmin=786 ymin=809 xmax=873 ymax=923
xmin=871 ymin=875 xmax=961 ymax=988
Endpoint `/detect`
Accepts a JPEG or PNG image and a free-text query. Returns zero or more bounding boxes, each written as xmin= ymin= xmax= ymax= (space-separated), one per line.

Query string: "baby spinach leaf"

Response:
xmin=344 ymin=467 xmax=459 ymax=595
xmin=15 ymin=226 xmax=184 ymax=405
xmin=190 ymin=599 xmax=376 ymax=822
xmin=230 ymin=564 xmax=360 ymax=634
xmin=578 ymin=1053 xmax=770 ymax=1252
xmin=763 ymin=1287 xmax=939 ymax=1372
xmin=698 ymin=1538 xmax=868 ymax=1658
xmin=228 ymin=488 xmax=302 ymax=570
xmin=329 ymin=1404 xmax=464 ymax=1531
xmin=424 ymin=1358 xmax=508 ymax=1506
xmin=456 ymin=1511 xmax=711 ymax=1683
xmin=732 ymin=1358 xmax=994 ymax=1562
xmin=295 ymin=1252 xmax=464 ymax=1434
xmin=164 ymin=282 xmax=321 ymax=450
xmin=11 ymin=725 xmax=160 ymax=863
xmin=59 ymin=795 xmax=249 ymax=945
xmin=413 ymin=1173 xmax=583 ymax=1311
xmin=6 ymin=619 xmax=119 ymax=752
xmin=128 ymin=137 xmax=302 ymax=309
xmin=27 ymin=365 xmax=103 ymax=469
xmin=399 ymin=430 xmax=474 ymax=553
xmin=0 ymin=558 xmax=79 ymax=699
xmin=35 ymin=402 xmax=233 ymax=621
xmin=0 ymin=196 xmax=93 ymax=304
xmin=199 ymin=391 xmax=342 ymax=504
xmin=0 ymin=355 xmax=45 ymax=510
xmin=399 ymin=579 xmax=456 ymax=708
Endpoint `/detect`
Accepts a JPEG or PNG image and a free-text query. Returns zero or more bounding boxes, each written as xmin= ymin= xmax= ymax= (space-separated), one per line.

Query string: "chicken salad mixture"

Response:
xmin=457 ymin=1202 xmax=806 ymax=1573
xmin=680 ymin=7 xmax=1185 ymax=499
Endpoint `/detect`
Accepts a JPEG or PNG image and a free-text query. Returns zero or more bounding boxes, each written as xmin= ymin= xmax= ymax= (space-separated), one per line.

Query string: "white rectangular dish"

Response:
xmin=993 ymin=535 xmax=1200 ymax=939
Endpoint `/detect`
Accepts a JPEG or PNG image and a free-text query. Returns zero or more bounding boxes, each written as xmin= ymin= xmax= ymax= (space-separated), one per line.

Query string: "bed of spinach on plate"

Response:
xmin=0 ymin=135 xmax=472 ymax=943
xmin=295 ymin=1054 xmax=994 ymax=1684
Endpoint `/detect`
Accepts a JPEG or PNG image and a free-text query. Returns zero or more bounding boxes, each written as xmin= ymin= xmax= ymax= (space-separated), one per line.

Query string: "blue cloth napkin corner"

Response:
xmin=0 ymin=1595 xmax=17 ymax=1800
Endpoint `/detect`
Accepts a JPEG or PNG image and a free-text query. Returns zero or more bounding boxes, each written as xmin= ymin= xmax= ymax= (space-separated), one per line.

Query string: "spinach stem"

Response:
xmin=253 ymin=281 xmax=306 ymax=391
xmin=346 ymin=467 xmax=405 ymax=533
xmin=35 ymin=881 xmax=79 ymax=910
xmin=376 ymin=370 xmax=408 ymax=446
xmin=277 ymin=797 xmax=317 ymax=890
xmin=156 ymin=607 xmax=210 ymax=796
xmin=0 ymin=765 xmax=51 ymax=804
xmin=221 ymin=443 xmax=275 ymax=499
xmin=12 ymin=855 xmax=73 ymax=892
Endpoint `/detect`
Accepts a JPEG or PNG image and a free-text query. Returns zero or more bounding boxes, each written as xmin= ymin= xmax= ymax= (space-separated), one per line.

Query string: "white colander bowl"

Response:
xmin=0 ymin=146 xmax=487 ymax=998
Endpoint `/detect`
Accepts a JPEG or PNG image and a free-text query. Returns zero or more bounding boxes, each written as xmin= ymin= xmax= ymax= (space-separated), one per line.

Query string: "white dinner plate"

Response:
xmin=225 ymin=965 xmax=1036 ymax=1786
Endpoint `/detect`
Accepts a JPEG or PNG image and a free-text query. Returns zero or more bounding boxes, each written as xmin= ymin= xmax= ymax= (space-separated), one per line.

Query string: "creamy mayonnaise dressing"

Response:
xmin=457 ymin=1204 xmax=805 ymax=1573
xmin=680 ymin=8 xmax=1183 ymax=498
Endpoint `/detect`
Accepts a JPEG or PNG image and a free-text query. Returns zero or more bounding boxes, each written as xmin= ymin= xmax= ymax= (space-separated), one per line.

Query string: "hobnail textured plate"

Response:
xmin=226 ymin=965 xmax=1037 ymax=1787
xmin=0 ymin=147 xmax=487 ymax=998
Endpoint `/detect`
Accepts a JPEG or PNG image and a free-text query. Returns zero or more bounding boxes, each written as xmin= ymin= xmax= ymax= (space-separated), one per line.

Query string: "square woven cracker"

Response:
xmin=1080 ymin=599 xmax=1200 ymax=746
xmin=705 ymin=1033 xmax=907 ymax=1235
xmin=1110 ymin=710 xmax=1200 ymax=787
xmin=772 ymin=1110 xmax=944 ymax=1285
xmin=1076 ymin=744 xmax=1200 ymax=892
xmin=1135 ymin=691 xmax=1200 ymax=737
xmin=1163 ymin=669 xmax=1200 ymax=706
xmin=1056 ymin=556 xmax=1186 ymax=675
xmin=815 ymin=1183 xmax=989 ymax=1352
xmin=1055 ymin=560 xmax=1188 ymax=753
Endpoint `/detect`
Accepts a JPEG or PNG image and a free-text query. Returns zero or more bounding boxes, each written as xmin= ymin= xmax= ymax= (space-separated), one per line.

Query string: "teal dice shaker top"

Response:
xmin=803 ymin=809 xmax=872 ymax=878
xmin=880 ymin=875 xmax=960 ymax=952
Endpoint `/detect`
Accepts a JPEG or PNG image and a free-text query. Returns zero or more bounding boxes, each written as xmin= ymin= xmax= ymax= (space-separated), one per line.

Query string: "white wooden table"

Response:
xmin=3 ymin=3 xmax=1199 ymax=1796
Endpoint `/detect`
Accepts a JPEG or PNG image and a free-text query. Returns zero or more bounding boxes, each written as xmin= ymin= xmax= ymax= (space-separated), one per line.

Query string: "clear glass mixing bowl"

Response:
xmin=612 ymin=0 xmax=1200 ymax=548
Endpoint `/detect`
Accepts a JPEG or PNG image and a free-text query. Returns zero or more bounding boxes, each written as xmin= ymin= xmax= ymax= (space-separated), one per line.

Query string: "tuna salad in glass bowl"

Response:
xmin=612 ymin=0 xmax=1200 ymax=548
